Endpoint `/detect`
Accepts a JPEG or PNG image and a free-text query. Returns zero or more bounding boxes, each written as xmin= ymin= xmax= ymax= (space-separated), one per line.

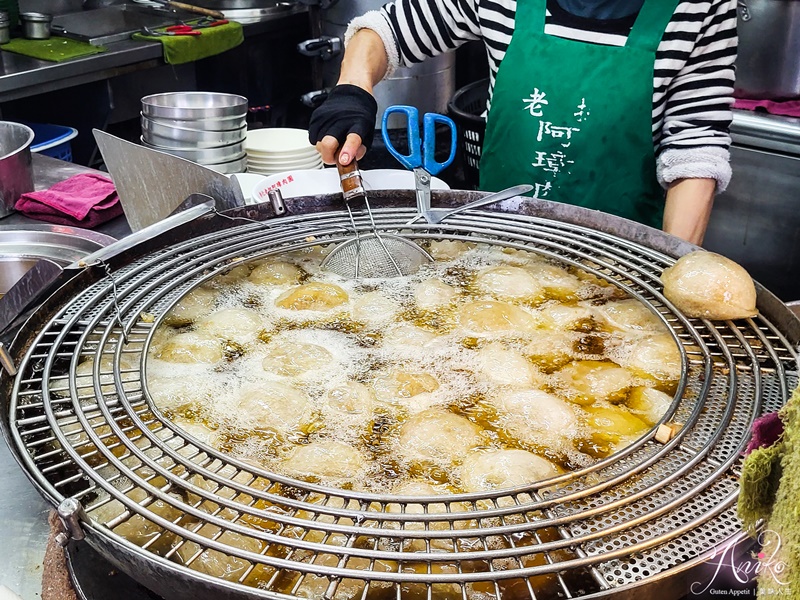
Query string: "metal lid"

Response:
xmin=20 ymin=12 xmax=54 ymax=22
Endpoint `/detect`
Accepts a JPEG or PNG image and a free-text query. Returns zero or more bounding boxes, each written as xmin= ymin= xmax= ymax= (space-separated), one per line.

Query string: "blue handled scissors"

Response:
xmin=381 ymin=105 xmax=457 ymax=218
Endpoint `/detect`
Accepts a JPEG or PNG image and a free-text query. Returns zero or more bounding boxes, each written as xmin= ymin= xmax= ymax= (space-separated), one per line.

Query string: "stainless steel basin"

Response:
xmin=0 ymin=225 xmax=116 ymax=294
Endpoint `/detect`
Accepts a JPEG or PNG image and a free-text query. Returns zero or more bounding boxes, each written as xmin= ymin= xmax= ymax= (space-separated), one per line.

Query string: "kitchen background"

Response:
xmin=0 ymin=0 xmax=798 ymax=303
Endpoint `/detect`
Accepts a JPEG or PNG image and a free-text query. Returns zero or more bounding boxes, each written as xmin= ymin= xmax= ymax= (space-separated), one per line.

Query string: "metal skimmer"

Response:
xmin=3 ymin=202 xmax=798 ymax=600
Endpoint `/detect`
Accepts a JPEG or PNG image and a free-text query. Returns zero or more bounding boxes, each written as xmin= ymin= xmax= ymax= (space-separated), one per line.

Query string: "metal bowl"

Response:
xmin=141 ymin=138 xmax=245 ymax=164
xmin=141 ymin=116 xmax=247 ymax=149
xmin=0 ymin=121 xmax=35 ymax=218
xmin=141 ymin=92 xmax=248 ymax=121
xmin=139 ymin=112 xmax=248 ymax=132
xmin=0 ymin=224 xmax=116 ymax=295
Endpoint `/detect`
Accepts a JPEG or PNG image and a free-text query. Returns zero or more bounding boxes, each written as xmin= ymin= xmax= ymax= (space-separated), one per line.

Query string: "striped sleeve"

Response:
xmin=655 ymin=0 xmax=737 ymax=190
xmin=346 ymin=0 xmax=482 ymax=75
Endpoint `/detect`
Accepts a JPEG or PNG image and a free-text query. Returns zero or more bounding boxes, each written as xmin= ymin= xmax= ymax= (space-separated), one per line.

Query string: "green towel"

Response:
xmin=0 ymin=36 xmax=106 ymax=62
xmin=738 ymin=386 xmax=800 ymax=595
xmin=132 ymin=21 xmax=244 ymax=66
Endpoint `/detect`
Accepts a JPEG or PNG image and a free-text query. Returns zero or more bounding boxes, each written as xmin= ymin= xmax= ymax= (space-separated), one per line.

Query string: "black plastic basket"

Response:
xmin=447 ymin=78 xmax=489 ymax=189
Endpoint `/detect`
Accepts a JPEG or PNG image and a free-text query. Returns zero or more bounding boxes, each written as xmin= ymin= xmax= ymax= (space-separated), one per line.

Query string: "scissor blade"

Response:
xmin=413 ymin=167 xmax=432 ymax=216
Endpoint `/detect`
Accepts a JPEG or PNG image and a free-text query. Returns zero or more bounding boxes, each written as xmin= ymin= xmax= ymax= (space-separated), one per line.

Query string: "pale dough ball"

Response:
xmin=585 ymin=405 xmax=649 ymax=446
xmin=493 ymin=388 xmax=579 ymax=446
xmin=593 ymin=298 xmax=664 ymax=333
xmin=539 ymin=303 xmax=595 ymax=331
xmin=171 ymin=417 xmax=218 ymax=447
xmin=235 ymin=382 xmax=312 ymax=435
xmin=459 ymin=449 xmax=559 ymax=492
xmin=414 ymin=279 xmax=458 ymax=310
xmin=474 ymin=342 xmax=541 ymax=387
xmin=397 ymin=408 xmax=483 ymax=465
xmin=351 ymin=291 xmax=400 ymax=324
xmin=551 ymin=360 xmax=634 ymax=405
xmin=458 ymin=301 xmax=540 ymax=335
xmin=619 ymin=334 xmax=682 ymax=381
xmin=324 ymin=381 xmax=375 ymax=415
xmin=275 ymin=282 xmax=349 ymax=311
xmin=148 ymin=374 xmax=210 ymax=411
xmin=475 ymin=265 xmax=544 ymax=300
xmin=627 ymin=386 xmax=673 ymax=426
xmin=523 ymin=330 xmax=576 ymax=370
xmin=157 ymin=331 xmax=222 ymax=364
xmin=207 ymin=264 xmax=251 ymax=287
xmin=524 ymin=262 xmax=583 ymax=299
xmin=164 ymin=287 xmax=217 ymax=327
xmin=381 ymin=323 xmax=439 ymax=350
xmin=262 ymin=340 xmax=334 ymax=376
xmin=372 ymin=370 xmax=439 ymax=406
xmin=428 ymin=239 xmax=473 ymax=261
xmin=282 ymin=440 xmax=365 ymax=482
xmin=660 ymin=251 xmax=758 ymax=320
xmin=249 ymin=261 xmax=304 ymax=285
xmin=75 ymin=353 xmax=139 ymax=397
xmin=196 ymin=308 xmax=263 ymax=344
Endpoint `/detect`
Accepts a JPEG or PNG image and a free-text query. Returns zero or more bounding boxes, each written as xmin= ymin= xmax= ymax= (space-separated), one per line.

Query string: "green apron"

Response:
xmin=479 ymin=0 xmax=678 ymax=228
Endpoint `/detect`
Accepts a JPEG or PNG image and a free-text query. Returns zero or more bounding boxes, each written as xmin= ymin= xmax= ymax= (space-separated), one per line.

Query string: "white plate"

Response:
xmin=245 ymin=128 xmax=315 ymax=154
xmin=247 ymin=163 xmax=326 ymax=176
xmin=251 ymin=168 xmax=450 ymax=201
xmin=228 ymin=172 xmax=267 ymax=204
xmin=246 ymin=155 xmax=323 ymax=169
xmin=246 ymin=147 xmax=320 ymax=161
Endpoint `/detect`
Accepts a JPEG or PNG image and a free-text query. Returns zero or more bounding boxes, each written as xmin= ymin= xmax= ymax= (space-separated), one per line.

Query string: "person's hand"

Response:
xmin=308 ymin=84 xmax=378 ymax=166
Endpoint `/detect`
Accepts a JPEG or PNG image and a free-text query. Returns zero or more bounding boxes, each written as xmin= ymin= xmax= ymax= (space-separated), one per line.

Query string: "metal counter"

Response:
xmin=0 ymin=7 xmax=307 ymax=104
xmin=0 ymin=154 xmax=129 ymax=600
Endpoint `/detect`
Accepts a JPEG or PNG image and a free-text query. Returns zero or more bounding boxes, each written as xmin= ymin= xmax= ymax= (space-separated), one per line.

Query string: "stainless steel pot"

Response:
xmin=141 ymin=92 xmax=249 ymax=121
xmin=735 ymin=0 xmax=800 ymax=99
xmin=19 ymin=11 xmax=52 ymax=39
xmin=1 ymin=192 xmax=797 ymax=600
xmin=0 ymin=122 xmax=35 ymax=219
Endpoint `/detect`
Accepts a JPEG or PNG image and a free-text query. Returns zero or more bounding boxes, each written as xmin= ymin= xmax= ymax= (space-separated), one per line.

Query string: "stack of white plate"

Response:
xmin=140 ymin=92 xmax=248 ymax=174
xmin=245 ymin=128 xmax=323 ymax=175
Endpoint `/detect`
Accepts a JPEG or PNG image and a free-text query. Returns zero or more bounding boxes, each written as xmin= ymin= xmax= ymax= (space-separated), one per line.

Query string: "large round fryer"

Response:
xmin=1 ymin=191 xmax=798 ymax=600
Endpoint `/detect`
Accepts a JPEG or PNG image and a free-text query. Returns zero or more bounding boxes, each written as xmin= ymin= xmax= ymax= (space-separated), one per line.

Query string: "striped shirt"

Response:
xmin=348 ymin=0 xmax=738 ymax=189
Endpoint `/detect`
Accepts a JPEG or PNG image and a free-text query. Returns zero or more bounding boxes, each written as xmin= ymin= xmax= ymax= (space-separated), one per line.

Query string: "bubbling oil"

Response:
xmin=126 ymin=241 xmax=682 ymax=597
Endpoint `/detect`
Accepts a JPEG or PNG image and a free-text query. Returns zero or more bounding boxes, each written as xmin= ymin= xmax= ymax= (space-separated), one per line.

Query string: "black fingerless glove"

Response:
xmin=308 ymin=84 xmax=378 ymax=150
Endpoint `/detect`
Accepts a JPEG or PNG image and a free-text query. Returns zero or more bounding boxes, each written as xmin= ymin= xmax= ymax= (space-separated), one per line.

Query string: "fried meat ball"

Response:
xmin=458 ymin=301 xmax=540 ymax=335
xmin=493 ymin=388 xmax=579 ymax=447
xmin=428 ymin=240 xmax=473 ymax=261
xmin=551 ymin=360 xmax=635 ymax=405
xmin=414 ymin=279 xmax=459 ymax=310
xmin=275 ymin=282 xmax=349 ymax=311
xmin=627 ymin=386 xmax=673 ymax=426
xmin=458 ymin=449 xmax=559 ymax=492
xmin=235 ymin=382 xmax=312 ymax=435
xmin=197 ymin=308 xmax=263 ymax=344
xmin=262 ymin=340 xmax=335 ymax=376
xmin=164 ymin=287 xmax=217 ymax=326
xmin=249 ymin=261 xmax=304 ymax=285
xmin=593 ymin=298 xmax=664 ymax=333
xmin=282 ymin=440 xmax=365 ymax=482
xmin=474 ymin=342 xmax=541 ymax=388
xmin=618 ymin=334 xmax=682 ymax=382
xmin=475 ymin=265 xmax=544 ymax=300
xmin=660 ymin=251 xmax=758 ymax=320
xmin=397 ymin=409 xmax=483 ymax=465
xmin=156 ymin=331 xmax=223 ymax=364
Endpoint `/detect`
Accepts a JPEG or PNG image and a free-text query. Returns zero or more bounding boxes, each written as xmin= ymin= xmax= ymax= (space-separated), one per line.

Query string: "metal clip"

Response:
xmin=0 ymin=342 xmax=17 ymax=376
xmin=56 ymin=498 xmax=86 ymax=546
xmin=297 ymin=36 xmax=342 ymax=61
xmin=268 ymin=189 xmax=287 ymax=216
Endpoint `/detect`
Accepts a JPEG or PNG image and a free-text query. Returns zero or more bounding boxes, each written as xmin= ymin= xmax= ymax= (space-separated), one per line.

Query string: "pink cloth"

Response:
xmin=15 ymin=173 xmax=122 ymax=228
xmin=744 ymin=412 xmax=784 ymax=455
xmin=734 ymin=98 xmax=800 ymax=118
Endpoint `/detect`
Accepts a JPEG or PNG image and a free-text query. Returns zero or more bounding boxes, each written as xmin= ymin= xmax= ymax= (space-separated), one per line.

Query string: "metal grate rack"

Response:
xmin=6 ymin=206 xmax=798 ymax=600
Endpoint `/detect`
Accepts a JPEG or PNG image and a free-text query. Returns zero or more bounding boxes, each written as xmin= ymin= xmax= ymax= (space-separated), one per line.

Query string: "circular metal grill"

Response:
xmin=7 ymin=206 xmax=799 ymax=600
